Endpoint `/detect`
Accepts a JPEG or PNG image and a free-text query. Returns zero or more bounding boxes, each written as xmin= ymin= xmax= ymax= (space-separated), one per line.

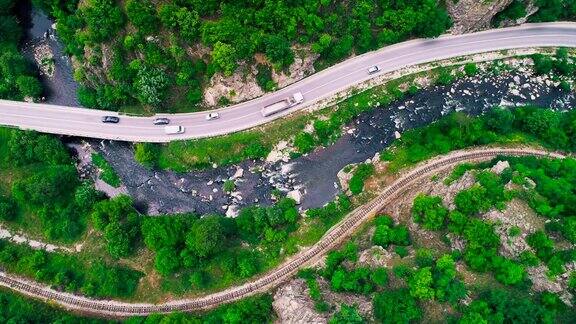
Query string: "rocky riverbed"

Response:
xmin=16 ymin=4 xmax=574 ymax=216
xmin=88 ymin=60 xmax=574 ymax=216
xmin=17 ymin=2 xmax=79 ymax=106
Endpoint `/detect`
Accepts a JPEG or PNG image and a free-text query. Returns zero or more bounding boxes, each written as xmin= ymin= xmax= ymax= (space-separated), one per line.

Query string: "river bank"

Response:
xmin=92 ymin=60 xmax=574 ymax=215
xmin=16 ymin=1 xmax=79 ymax=106
xmin=13 ymin=4 xmax=573 ymax=215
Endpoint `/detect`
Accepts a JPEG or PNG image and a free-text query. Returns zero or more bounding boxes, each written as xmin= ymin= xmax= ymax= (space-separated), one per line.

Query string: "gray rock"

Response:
xmin=491 ymin=160 xmax=510 ymax=175
xmin=231 ymin=167 xmax=244 ymax=180
xmin=287 ymin=189 xmax=303 ymax=205
xmin=225 ymin=204 xmax=239 ymax=218
xmin=273 ymin=279 xmax=327 ymax=324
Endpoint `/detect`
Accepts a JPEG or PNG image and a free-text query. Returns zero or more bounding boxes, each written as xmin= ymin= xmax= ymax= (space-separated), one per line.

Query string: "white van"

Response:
xmin=164 ymin=125 xmax=185 ymax=135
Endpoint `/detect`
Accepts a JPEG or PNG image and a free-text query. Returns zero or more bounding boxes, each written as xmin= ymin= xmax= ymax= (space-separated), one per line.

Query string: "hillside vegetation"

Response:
xmin=33 ymin=0 xmax=451 ymax=113
xmin=0 ymin=1 xmax=44 ymax=101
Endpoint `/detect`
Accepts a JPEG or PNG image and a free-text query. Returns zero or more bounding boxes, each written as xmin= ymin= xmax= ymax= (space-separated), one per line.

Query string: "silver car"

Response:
xmin=368 ymin=65 xmax=380 ymax=74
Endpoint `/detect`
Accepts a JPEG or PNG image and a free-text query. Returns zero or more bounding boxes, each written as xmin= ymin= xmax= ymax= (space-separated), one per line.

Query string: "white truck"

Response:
xmin=164 ymin=125 xmax=185 ymax=134
xmin=261 ymin=92 xmax=304 ymax=117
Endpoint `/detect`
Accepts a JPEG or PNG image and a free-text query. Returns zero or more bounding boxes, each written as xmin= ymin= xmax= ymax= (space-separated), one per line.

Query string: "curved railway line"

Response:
xmin=0 ymin=147 xmax=566 ymax=317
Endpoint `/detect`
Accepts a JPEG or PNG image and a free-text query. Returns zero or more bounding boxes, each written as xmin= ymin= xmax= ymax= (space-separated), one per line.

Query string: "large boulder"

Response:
xmin=490 ymin=160 xmax=510 ymax=175
xmin=287 ymin=189 xmax=303 ymax=205
xmin=273 ymin=279 xmax=326 ymax=324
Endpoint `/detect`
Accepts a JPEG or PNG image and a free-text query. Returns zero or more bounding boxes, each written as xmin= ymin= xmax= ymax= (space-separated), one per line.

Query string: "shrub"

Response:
xmin=395 ymin=246 xmax=409 ymax=258
xmin=185 ymin=216 xmax=225 ymax=258
xmin=12 ymin=165 xmax=78 ymax=207
xmin=294 ymin=132 xmax=315 ymax=154
xmin=373 ymin=288 xmax=422 ymax=323
xmin=412 ymin=194 xmax=449 ymax=230
xmin=91 ymin=195 xmax=140 ymax=258
xmin=435 ymin=68 xmax=454 ymax=86
xmin=223 ymin=180 xmax=236 ymax=193
xmin=527 ymin=230 xmax=555 ymax=261
xmin=532 ymin=54 xmax=554 ymax=75
xmin=464 ymin=63 xmax=478 ymax=76
xmin=133 ymin=65 xmax=171 ymax=107
xmin=415 ymin=249 xmax=435 ymax=267
xmin=409 ymin=267 xmax=435 ymax=300
xmin=508 ymin=226 xmax=521 ymax=237
xmin=493 ymin=0 xmax=527 ymax=25
xmin=0 ymin=195 xmax=17 ymax=221
xmin=124 ymin=0 xmax=159 ymax=35
xmin=349 ymin=163 xmax=375 ymax=195
xmin=255 ymin=64 xmax=276 ymax=92
xmin=454 ymin=185 xmax=491 ymax=216
xmin=329 ymin=304 xmax=364 ymax=324
xmin=134 ymin=143 xmax=160 ymax=169
xmin=370 ymin=268 xmax=389 ymax=287
xmin=16 ymin=76 xmax=43 ymax=98
xmin=7 ymin=131 xmax=71 ymax=166
xmin=91 ymin=153 xmax=121 ymax=187
xmin=81 ymin=0 xmax=126 ymax=43
xmin=373 ymin=223 xmax=411 ymax=248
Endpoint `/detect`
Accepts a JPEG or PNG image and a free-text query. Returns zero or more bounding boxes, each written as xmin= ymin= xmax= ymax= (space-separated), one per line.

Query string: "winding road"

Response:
xmin=0 ymin=23 xmax=576 ymax=142
xmin=0 ymin=147 xmax=564 ymax=317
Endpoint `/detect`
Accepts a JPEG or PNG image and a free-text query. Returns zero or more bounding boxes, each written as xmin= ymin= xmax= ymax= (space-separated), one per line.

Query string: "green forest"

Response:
xmin=2 ymin=104 xmax=576 ymax=320
xmin=294 ymin=148 xmax=576 ymax=322
xmin=1 ymin=104 xmax=576 ymax=320
xmin=0 ymin=1 xmax=43 ymax=100
xmin=1 ymin=288 xmax=274 ymax=323
xmin=494 ymin=0 xmax=576 ymax=25
xmin=28 ymin=0 xmax=451 ymax=113
xmin=0 ymin=118 xmax=354 ymax=298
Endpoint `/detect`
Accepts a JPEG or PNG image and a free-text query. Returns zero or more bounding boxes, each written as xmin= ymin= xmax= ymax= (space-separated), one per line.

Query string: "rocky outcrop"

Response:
xmin=448 ymin=0 xmax=515 ymax=34
xmin=490 ymin=160 xmax=510 ymax=175
xmin=357 ymin=246 xmax=394 ymax=268
xmin=287 ymin=189 xmax=303 ymax=205
xmin=203 ymin=64 xmax=265 ymax=106
xmin=203 ymin=45 xmax=318 ymax=107
xmin=484 ymin=199 xmax=543 ymax=259
xmin=273 ymin=45 xmax=319 ymax=88
xmin=337 ymin=165 xmax=356 ymax=195
xmin=273 ymin=279 xmax=326 ymax=324
xmin=267 ymin=141 xmax=293 ymax=163
xmin=33 ymin=41 xmax=54 ymax=77
xmin=427 ymin=170 xmax=476 ymax=209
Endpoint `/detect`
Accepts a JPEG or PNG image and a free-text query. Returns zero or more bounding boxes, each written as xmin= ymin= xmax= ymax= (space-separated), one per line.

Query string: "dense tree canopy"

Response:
xmin=91 ymin=195 xmax=141 ymax=258
xmin=0 ymin=1 xmax=43 ymax=101
xmin=373 ymin=288 xmax=422 ymax=324
xmin=36 ymin=0 xmax=452 ymax=112
xmin=12 ymin=165 xmax=78 ymax=207
xmin=372 ymin=215 xmax=411 ymax=248
xmin=81 ymin=0 xmax=126 ymax=43
xmin=412 ymin=194 xmax=448 ymax=230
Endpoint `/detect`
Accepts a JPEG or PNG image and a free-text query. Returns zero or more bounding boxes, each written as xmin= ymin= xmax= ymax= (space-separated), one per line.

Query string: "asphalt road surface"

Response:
xmin=1 ymin=23 xmax=576 ymax=143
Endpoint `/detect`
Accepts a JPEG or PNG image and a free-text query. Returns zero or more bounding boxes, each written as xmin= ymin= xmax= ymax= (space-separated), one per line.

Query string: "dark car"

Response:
xmin=153 ymin=117 xmax=170 ymax=125
xmin=101 ymin=116 xmax=120 ymax=123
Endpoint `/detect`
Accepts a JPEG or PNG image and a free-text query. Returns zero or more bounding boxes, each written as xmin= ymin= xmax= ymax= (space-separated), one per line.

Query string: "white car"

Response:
xmin=164 ymin=125 xmax=185 ymax=134
xmin=368 ymin=65 xmax=380 ymax=74
xmin=206 ymin=112 xmax=220 ymax=120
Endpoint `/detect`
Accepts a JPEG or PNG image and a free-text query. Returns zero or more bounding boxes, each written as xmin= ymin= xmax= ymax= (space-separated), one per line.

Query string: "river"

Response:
xmin=16 ymin=5 xmax=575 ymax=215
xmin=98 ymin=65 xmax=575 ymax=215
xmin=16 ymin=1 xmax=79 ymax=106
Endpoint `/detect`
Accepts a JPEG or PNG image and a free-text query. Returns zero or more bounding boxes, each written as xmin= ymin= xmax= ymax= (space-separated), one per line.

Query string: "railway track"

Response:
xmin=0 ymin=147 xmax=565 ymax=317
